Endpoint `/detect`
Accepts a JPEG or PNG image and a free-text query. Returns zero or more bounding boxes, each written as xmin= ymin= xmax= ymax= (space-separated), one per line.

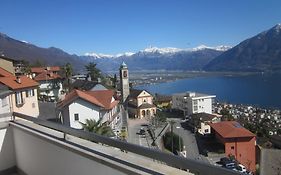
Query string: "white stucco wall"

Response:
xmin=172 ymin=94 xmax=214 ymax=116
xmin=0 ymin=127 xmax=16 ymax=171
xmin=39 ymin=81 xmax=63 ymax=99
xmin=12 ymin=127 xmax=126 ymax=175
xmin=0 ymin=95 xmax=11 ymax=114
xmin=68 ymin=99 xmax=101 ymax=129
xmin=192 ymin=98 xmax=212 ymax=114
xmin=12 ymin=88 xmax=39 ymax=117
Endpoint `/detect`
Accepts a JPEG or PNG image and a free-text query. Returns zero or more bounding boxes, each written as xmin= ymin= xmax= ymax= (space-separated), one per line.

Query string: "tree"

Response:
xmin=163 ymin=131 xmax=183 ymax=154
xmin=85 ymin=62 xmax=102 ymax=81
xmin=62 ymin=63 xmax=73 ymax=93
xmin=80 ymin=118 xmax=115 ymax=137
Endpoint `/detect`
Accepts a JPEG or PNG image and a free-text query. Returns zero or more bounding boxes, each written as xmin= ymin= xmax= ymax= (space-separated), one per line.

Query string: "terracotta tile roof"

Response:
xmin=31 ymin=66 xmax=60 ymax=73
xmin=57 ymin=89 xmax=119 ymax=110
xmin=34 ymin=71 xmax=62 ymax=81
xmin=0 ymin=76 xmax=39 ymax=90
xmin=191 ymin=113 xmax=219 ymax=122
xmin=0 ymin=67 xmax=13 ymax=77
xmin=209 ymin=121 xmax=255 ymax=139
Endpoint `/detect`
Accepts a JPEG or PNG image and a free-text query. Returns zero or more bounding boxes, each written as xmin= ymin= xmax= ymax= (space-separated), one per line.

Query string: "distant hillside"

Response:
xmin=205 ymin=24 xmax=281 ymax=72
xmin=0 ymin=33 xmax=86 ymax=72
xmin=82 ymin=46 xmax=228 ymax=72
xmin=0 ymin=32 xmax=229 ymax=72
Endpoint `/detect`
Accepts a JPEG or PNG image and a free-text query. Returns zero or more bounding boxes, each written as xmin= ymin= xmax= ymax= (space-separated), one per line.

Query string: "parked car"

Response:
xmin=218 ymin=157 xmax=236 ymax=166
xmin=223 ymin=162 xmax=236 ymax=170
xmin=235 ymin=164 xmax=247 ymax=173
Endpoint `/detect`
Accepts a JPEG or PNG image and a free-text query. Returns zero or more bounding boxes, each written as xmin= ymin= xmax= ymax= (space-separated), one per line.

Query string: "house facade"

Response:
xmin=172 ymin=92 xmax=216 ymax=116
xmin=210 ymin=121 xmax=256 ymax=173
xmin=189 ymin=113 xmax=221 ymax=135
xmin=127 ymin=89 xmax=156 ymax=119
xmin=0 ymin=84 xmax=12 ymax=122
xmin=0 ymin=68 xmax=40 ymax=117
xmin=57 ymin=89 xmax=120 ymax=129
xmin=31 ymin=66 xmax=63 ymax=101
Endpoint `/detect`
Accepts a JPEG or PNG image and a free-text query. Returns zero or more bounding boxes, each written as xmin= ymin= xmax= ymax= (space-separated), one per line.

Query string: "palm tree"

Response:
xmin=63 ymin=63 xmax=73 ymax=93
xmin=80 ymin=118 xmax=115 ymax=137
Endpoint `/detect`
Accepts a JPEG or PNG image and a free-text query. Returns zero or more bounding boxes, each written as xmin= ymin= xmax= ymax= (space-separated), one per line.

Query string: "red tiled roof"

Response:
xmin=0 ymin=76 xmax=39 ymax=90
xmin=209 ymin=121 xmax=255 ymax=139
xmin=0 ymin=67 xmax=13 ymax=77
xmin=57 ymin=89 xmax=119 ymax=110
xmin=31 ymin=66 xmax=60 ymax=73
xmin=34 ymin=71 xmax=62 ymax=81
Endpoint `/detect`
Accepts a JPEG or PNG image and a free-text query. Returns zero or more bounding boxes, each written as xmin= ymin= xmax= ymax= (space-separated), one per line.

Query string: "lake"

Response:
xmin=136 ymin=73 xmax=281 ymax=109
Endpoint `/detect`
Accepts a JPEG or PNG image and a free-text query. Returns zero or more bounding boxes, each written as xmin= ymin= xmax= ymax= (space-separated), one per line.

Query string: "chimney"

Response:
xmin=16 ymin=76 xmax=21 ymax=84
xmin=87 ymin=74 xmax=91 ymax=81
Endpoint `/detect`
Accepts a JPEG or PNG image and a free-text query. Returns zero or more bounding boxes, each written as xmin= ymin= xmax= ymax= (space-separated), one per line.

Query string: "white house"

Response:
xmin=57 ymin=89 xmax=120 ymax=129
xmin=172 ymin=92 xmax=216 ymax=116
xmin=190 ymin=113 xmax=221 ymax=135
xmin=0 ymin=84 xmax=12 ymax=122
xmin=31 ymin=66 xmax=63 ymax=101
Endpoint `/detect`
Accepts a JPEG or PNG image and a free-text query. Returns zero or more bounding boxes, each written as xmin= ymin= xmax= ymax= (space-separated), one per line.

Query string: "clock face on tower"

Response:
xmin=123 ymin=70 xmax=127 ymax=78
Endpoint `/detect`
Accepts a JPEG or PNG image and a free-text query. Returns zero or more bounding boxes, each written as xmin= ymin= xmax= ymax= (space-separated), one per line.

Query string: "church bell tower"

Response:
xmin=119 ymin=62 xmax=130 ymax=103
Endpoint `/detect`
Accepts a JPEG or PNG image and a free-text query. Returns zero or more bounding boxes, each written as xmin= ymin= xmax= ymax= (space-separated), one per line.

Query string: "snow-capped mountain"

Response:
xmin=190 ymin=45 xmax=232 ymax=52
xmin=81 ymin=45 xmax=230 ymax=71
xmin=84 ymin=45 xmax=231 ymax=59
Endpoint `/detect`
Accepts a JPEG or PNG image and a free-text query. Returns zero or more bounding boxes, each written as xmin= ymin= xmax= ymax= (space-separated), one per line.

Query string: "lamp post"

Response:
xmin=176 ymin=126 xmax=181 ymax=153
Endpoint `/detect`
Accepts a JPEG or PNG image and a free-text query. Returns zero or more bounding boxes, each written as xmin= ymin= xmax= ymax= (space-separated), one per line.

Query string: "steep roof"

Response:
xmin=0 ymin=67 xmax=13 ymax=77
xmin=57 ymin=89 xmax=118 ymax=110
xmin=130 ymin=89 xmax=143 ymax=98
xmin=130 ymin=89 xmax=152 ymax=98
xmin=71 ymin=79 xmax=99 ymax=90
xmin=34 ymin=71 xmax=62 ymax=81
xmin=209 ymin=121 xmax=255 ymax=139
xmin=0 ymin=76 xmax=39 ymax=90
xmin=191 ymin=113 xmax=219 ymax=122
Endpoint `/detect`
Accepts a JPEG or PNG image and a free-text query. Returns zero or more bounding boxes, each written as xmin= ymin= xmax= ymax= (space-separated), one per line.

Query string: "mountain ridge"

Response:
xmin=205 ymin=24 xmax=281 ymax=72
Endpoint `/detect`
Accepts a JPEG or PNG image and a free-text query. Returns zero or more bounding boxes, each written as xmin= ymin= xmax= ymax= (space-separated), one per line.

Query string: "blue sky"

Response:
xmin=1 ymin=0 xmax=281 ymax=55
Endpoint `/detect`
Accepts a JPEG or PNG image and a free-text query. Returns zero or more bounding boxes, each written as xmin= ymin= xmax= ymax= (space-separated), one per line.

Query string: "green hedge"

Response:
xmin=163 ymin=131 xmax=184 ymax=154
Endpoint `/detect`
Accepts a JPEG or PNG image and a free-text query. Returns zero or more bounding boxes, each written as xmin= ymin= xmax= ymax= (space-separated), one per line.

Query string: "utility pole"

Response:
xmin=170 ymin=120 xmax=175 ymax=153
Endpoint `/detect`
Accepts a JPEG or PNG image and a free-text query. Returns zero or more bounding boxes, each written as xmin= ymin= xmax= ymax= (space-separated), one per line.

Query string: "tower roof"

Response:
xmin=120 ymin=61 xmax=127 ymax=69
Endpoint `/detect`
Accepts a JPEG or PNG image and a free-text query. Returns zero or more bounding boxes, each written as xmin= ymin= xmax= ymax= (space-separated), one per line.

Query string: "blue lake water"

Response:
xmin=136 ymin=73 xmax=281 ymax=109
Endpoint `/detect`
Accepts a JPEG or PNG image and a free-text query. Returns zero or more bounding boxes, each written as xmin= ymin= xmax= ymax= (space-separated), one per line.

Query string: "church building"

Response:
xmin=119 ymin=62 xmax=156 ymax=119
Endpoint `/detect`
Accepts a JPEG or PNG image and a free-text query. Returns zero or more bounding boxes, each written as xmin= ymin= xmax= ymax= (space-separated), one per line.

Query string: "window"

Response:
xmin=231 ymin=146 xmax=234 ymax=150
xmin=123 ymin=70 xmax=127 ymax=78
xmin=2 ymin=97 xmax=8 ymax=107
xmin=26 ymin=89 xmax=35 ymax=97
xmin=143 ymin=99 xmax=146 ymax=103
xmin=74 ymin=113 xmax=79 ymax=121
xmin=15 ymin=92 xmax=23 ymax=105
xmin=204 ymin=129 xmax=209 ymax=133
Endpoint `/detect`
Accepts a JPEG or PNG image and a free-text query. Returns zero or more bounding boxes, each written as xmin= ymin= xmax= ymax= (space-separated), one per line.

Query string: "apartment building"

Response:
xmin=172 ymin=92 xmax=216 ymax=116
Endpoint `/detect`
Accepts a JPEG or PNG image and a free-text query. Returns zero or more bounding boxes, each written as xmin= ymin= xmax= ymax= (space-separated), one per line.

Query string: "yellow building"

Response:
xmin=127 ymin=89 xmax=156 ymax=119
